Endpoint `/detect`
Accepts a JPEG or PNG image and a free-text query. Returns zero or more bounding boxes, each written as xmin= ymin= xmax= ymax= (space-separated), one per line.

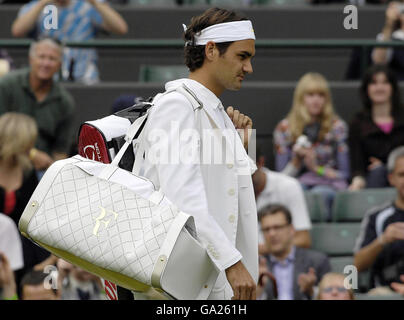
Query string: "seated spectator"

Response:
xmin=257 ymin=204 xmax=330 ymax=300
xmin=0 ymin=112 xmax=53 ymax=295
xmin=372 ymin=2 xmax=404 ymax=80
xmin=349 ymin=65 xmax=404 ymax=190
xmin=0 ymin=252 xmax=18 ymax=300
xmin=0 ymin=214 xmax=24 ymax=272
xmin=274 ymin=72 xmax=349 ymax=220
xmin=11 ymin=0 xmax=128 ymax=84
xmin=111 ymin=94 xmax=140 ymax=114
xmin=0 ymin=38 xmax=75 ymax=174
xmin=0 ymin=113 xmax=38 ymax=226
xmin=354 ymin=146 xmax=404 ymax=289
xmin=20 ymin=269 xmax=60 ymax=300
xmin=316 ymin=272 xmax=354 ymax=300
xmin=252 ymin=147 xmax=312 ymax=251
xmin=56 ymin=259 xmax=105 ymax=300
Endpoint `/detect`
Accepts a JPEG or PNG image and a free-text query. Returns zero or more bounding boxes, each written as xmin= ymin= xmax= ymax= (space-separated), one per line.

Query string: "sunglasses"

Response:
xmin=322 ymin=286 xmax=347 ymax=293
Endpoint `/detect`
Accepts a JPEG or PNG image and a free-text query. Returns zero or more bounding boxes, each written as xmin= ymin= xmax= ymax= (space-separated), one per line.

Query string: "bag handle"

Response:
xmin=98 ymin=112 xmax=149 ymax=180
xmin=131 ymin=86 xmax=200 ymax=176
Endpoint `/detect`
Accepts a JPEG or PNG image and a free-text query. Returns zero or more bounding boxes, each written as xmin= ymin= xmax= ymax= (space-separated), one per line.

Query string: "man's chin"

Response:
xmin=269 ymin=245 xmax=282 ymax=255
xmin=37 ymin=73 xmax=54 ymax=81
xmin=227 ymin=84 xmax=242 ymax=91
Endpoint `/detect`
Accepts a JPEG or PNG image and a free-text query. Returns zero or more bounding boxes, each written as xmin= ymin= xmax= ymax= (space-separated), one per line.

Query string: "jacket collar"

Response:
xmin=21 ymin=68 xmax=61 ymax=103
xmin=269 ymin=245 xmax=296 ymax=265
xmin=164 ymin=78 xmax=253 ymax=169
xmin=165 ymin=78 xmax=226 ymax=130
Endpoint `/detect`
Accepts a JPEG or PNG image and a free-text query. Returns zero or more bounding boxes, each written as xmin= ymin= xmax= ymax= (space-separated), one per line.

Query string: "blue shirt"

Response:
xmin=269 ymin=246 xmax=296 ymax=300
xmin=19 ymin=0 xmax=105 ymax=84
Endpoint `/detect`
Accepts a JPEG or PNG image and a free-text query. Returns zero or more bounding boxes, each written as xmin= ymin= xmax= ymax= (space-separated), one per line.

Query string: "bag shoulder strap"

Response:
xmin=131 ymin=84 xmax=204 ymax=176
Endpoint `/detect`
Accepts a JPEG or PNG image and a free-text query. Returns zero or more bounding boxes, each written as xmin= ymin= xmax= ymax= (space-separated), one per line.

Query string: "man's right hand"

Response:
xmin=40 ymin=0 xmax=54 ymax=6
xmin=379 ymin=222 xmax=404 ymax=245
xmin=385 ymin=2 xmax=401 ymax=28
xmin=0 ymin=252 xmax=17 ymax=299
xmin=225 ymin=260 xmax=256 ymax=300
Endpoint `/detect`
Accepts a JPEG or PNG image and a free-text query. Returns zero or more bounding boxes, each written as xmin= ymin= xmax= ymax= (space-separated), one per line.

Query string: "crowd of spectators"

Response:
xmin=11 ymin=0 xmax=128 ymax=84
xmin=1 ymin=1 xmax=404 ymax=301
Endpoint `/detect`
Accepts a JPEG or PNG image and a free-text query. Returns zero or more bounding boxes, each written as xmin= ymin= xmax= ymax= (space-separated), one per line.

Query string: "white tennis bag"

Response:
xmin=19 ymin=87 xmax=220 ymax=300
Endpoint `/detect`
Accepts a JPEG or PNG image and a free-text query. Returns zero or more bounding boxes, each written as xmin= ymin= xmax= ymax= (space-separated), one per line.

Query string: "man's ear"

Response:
xmin=204 ymin=41 xmax=217 ymax=62
xmin=290 ymin=225 xmax=296 ymax=238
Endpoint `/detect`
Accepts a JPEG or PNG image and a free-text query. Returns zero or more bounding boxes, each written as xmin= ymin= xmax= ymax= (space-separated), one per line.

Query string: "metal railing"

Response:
xmin=2 ymin=38 xmax=403 ymax=74
xmin=2 ymin=38 xmax=404 ymax=48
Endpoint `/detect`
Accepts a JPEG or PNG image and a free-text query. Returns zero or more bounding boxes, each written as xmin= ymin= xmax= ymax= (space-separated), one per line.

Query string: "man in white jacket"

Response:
xmin=138 ymin=8 xmax=258 ymax=300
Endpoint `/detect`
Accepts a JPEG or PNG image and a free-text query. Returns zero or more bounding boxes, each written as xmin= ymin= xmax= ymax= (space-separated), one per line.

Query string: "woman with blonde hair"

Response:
xmin=0 ymin=112 xmax=53 ymax=298
xmin=274 ymin=72 xmax=350 ymax=220
xmin=0 ymin=112 xmax=38 ymax=225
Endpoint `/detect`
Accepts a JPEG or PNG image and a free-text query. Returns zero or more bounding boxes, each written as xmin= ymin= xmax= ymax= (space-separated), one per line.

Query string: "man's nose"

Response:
xmin=243 ymin=60 xmax=253 ymax=74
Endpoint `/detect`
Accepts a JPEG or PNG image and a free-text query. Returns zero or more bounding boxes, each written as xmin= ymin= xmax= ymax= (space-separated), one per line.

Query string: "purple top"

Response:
xmin=270 ymin=246 xmax=296 ymax=300
xmin=274 ymin=117 xmax=350 ymax=191
xmin=376 ymin=121 xmax=394 ymax=135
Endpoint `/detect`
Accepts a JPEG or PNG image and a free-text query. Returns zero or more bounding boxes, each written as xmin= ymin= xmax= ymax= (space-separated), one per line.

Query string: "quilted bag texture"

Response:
xmin=19 ymin=157 xmax=198 ymax=295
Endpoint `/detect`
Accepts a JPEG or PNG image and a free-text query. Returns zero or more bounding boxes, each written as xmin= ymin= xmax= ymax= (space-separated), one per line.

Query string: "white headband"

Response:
xmin=183 ymin=20 xmax=255 ymax=46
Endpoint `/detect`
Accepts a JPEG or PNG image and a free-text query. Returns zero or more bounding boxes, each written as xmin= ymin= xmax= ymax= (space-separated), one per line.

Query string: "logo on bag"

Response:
xmin=83 ymin=143 xmax=101 ymax=162
xmin=93 ymin=206 xmax=119 ymax=236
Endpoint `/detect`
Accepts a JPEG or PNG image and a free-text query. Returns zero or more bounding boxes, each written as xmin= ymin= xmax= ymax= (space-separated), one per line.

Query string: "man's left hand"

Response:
xmin=226 ymin=106 xmax=253 ymax=149
xmin=298 ymin=267 xmax=317 ymax=296
xmin=391 ymin=275 xmax=404 ymax=296
xmin=302 ymin=148 xmax=317 ymax=172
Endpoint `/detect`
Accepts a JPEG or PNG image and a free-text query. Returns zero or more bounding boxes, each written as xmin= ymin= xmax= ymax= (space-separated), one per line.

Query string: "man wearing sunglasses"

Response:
xmin=257 ymin=204 xmax=330 ymax=300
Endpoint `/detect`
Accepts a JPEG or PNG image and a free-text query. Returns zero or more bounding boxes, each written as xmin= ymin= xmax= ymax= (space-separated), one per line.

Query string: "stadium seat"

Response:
xmin=310 ymin=223 xmax=361 ymax=256
xmin=184 ymin=0 xmax=209 ymax=4
xmin=138 ymin=65 xmax=189 ymax=82
xmin=329 ymin=256 xmax=354 ymax=273
xmin=332 ymin=188 xmax=396 ymax=222
xmin=355 ymin=292 xmax=404 ymax=300
xmin=128 ymin=0 xmax=176 ymax=6
xmin=304 ymin=191 xmax=327 ymax=222
xmin=251 ymin=0 xmax=307 ymax=4
xmin=208 ymin=0 xmax=250 ymax=6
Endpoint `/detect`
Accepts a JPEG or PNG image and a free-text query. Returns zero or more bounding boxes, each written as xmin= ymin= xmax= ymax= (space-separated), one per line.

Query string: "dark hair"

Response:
xmin=183 ymin=7 xmax=247 ymax=72
xmin=359 ymin=64 xmax=402 ymax=117
xmin=258 ymin=204 xmax=292 ymax=225
xmin=20 ymin=270 xmax=58 ymax=296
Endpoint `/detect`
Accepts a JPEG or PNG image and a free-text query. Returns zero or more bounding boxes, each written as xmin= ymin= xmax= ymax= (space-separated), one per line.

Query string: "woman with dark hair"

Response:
xmin=349 ymin=64 xmax=404 ymax=190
